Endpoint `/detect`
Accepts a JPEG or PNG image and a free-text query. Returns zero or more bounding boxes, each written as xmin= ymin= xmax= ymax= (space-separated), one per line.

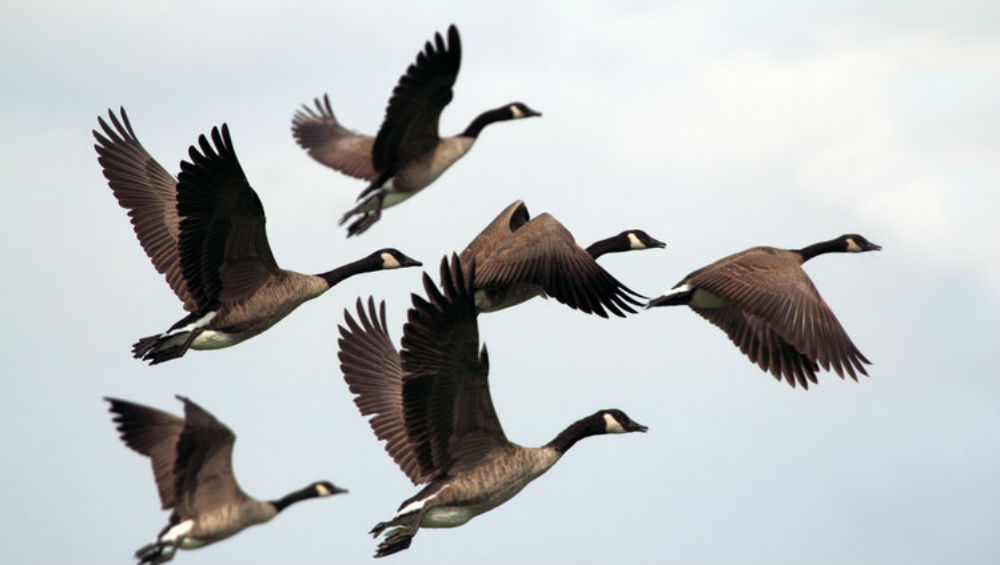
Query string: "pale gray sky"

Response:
xmin=2 ymin=1 xmax=999 ymax=564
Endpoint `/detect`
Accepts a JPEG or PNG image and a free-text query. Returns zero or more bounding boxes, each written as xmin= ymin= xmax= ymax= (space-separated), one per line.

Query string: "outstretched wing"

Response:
xmin=172 ymin=396 xmax=245 ymax=517
xmin=105 ymin=397 xmax=185 ymax=509
xmin=291 ymin=94 xmax=377 ymax=181
xmin=176 ymin=125 xmax=280 ymax=308
xmin=372 ymin=25 xmax=462 ymax=172
xmin=459 ymin=200 xmax=531 ymax=270
xmin=401 ymin=256 xmax=508 ymax=479
xmin=692 ymin=306 xmax=822 ymax=388
xmin=93 ymin=108 xmax=196 ymax=311
xmin=338 ymin=298 xmax=428 ymax=484
xmin=474 ymin=214 xmax=644 ymax=317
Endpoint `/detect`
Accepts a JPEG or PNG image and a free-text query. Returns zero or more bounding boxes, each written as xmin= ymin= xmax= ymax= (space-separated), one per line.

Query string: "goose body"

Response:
xmin=337 ymin=256 xmax=646 ymax=557
xmin=94 ymin=109 xmax=421 ymax=364
xmin=647 ymin=234 xmax=881 ymax=388
xmin=105 ymin=396 xmax=346 ymax=564
xmin=459 ymin=200 xmax=664 ymax=317
xmin=292 ymin=25 xmax=541 ymax=236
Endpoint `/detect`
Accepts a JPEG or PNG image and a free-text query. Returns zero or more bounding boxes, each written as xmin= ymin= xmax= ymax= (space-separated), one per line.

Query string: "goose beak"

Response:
xmin=648 ymin=238 xmax=667 ymax=249
xmin=401 ymin=257 xmax=423 ymax=268
xmin=867 ymin=242 xmax=882 ymax=251
xmin=626 ymin=421 xmax=648 ymax=433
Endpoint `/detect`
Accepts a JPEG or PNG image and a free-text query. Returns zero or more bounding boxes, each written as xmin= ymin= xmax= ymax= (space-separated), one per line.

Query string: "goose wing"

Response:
xmin=371 ymin=25 xmax=461 ymax=173
xmin=459 ymin=200 xmax=530 ymax=269
xmin=474 ymin=213 xmax=644 ymax=317
xmin=692 ymin=306 xmax=822 ymax=388
xmin=93 ymin=109 xmax=196 ymax=311
xmin=401 ymin=256 xmax=508 ymax=478
xmin=689 ymin=247 xmax=870 ymax=383
xmin=172 ymin=396 xmax=244 ymax=517
xmin=291 ymin=94 xmax=377 ymax=181
xmin=338 ymin=298 xmax=429 ymax=484
xmin=175 ymin=125 xmax=281 ymax=308
xmin=105 ymin=397 xmax=185 ymax=510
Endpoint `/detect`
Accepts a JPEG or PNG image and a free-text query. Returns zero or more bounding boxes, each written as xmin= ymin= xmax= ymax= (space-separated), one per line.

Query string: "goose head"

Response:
xmin=505 ymin=102 xmax=542 ymax=120
xmin=374 ymin=249 xmax=423 ymax=270
xmin=841 ymin=234 xmax=882 ymax=253
xmin=598 ymin=409 xmax=648 ymax=434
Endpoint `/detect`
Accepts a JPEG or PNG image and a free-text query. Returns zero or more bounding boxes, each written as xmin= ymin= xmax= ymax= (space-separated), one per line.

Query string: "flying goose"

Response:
xmin=337 ymin=256 xmax=647 ymax=557
xmin=459 ymin=200 xmax=663 ymax=317
xmin=93 ymin=108 xmax=421 ymax=364
xmin=291 ymin=24 xmax=541 ymax=237
xmin=646 ymin=234 xmax=881 ymax=388
xmin=105 ymin=396 xmax=346 ymax=564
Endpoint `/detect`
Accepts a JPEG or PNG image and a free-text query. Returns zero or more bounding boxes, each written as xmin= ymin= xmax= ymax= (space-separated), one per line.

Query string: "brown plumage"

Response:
xmin=105 ymin=396 xmax=346 ymax=564
xmin=337 ymin=256 xmax=646 ymax=557
xmin=647 ymin=234 xmax=882 ymax=388
xmin=94 ymin=108 xmax=421 ymax=364
xmin=291 ymin=25 xmax=540 ymax=237
xmin=459 ymin=200 xmax=657 ymax=317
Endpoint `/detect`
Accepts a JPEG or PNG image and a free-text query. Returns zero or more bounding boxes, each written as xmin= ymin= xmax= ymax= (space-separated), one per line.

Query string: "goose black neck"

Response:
xmin=797 ymin=238 xmax=846 ymax=262
xmin=546 ymin=414 xmax=606 ymax=454
xmin=270 ymin=485 xmax=320 ymax=513
xmin=318 ymin=256 xmax=378 ymax=288
xmin=462 ymin=108 xmax=510 ymax=138
xmin=585 ymin=235 xmax=625 ymax=259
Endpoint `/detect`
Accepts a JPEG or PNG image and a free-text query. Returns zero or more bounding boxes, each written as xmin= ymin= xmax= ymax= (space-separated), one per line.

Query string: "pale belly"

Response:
xmin=188 ymin=296 xmax=308 ymax=350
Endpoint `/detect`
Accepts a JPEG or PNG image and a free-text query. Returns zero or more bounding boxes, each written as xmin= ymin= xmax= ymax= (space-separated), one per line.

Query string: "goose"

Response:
xmin=105 ymin=395 xmax=346 ymax=564
xmin=93 ymin=108 xmax=421 ymax=364
xmin=337 ymin=256 xmax=647 ymax=557
xmin=459 ymin=200 xmax=663 ymax=317
xmin=291 ymin=24 xmax=541 ymax=237
xmin=646 ymin=234 xmax=881 ymax=388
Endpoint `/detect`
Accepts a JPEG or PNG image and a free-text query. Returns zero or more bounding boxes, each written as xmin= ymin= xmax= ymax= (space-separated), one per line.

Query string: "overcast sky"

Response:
xmin=2 ymin=1 xmax=999 ymax=564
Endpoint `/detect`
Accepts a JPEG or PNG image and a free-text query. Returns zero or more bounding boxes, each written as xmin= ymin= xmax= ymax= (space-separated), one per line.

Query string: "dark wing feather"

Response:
xmin=338 ymin=298 xmax=429 ymax=484
xmin=175 ymin=125 xmax=280 ymax=308
xmin=93 ymin=109 xmax=196 ymax=311
xmin=172 ymin=396 xmax=244 ymax=519
xmin=474 ymin=214 xmax=644 ymax=317
xmin=291 ymin=94 xmax=377 ymax=181
xmin=692 ymin=306 xmax=821 ymax=388
xmin=690 ymin=248 xmax=870 ymax=384
xmin=372 ymin=25 xmax=461 ymax=172
xmin=105 ymin=397 xmax=185 ymax=509
xmin=400 ymin=256 xmax=507 ymax=479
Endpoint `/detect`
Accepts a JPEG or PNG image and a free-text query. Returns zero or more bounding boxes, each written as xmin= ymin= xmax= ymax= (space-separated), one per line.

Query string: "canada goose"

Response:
xmin=337 ymin=256 xmax=647 ymax=557
xmin=105 ymin=395 xmax=346 ymax=564
xmin=646 ymin=234 xmax=881 ymax=388
xmin=93 ymin=108 xmax=421 ymax=364
xmin=291 ymin=25 xmax=541 ymax=237
xmin=459 ymin=200 xmax=662 ymax=317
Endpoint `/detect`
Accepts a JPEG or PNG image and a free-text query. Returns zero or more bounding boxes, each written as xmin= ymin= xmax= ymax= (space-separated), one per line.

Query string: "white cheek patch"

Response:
xmin=627 ymin=232 xmax=644 ymax=249
xmin=846 ymin=238 xmax=862 ymax=252
xmin=316 ymin=483 xmax=331 ymax=497
xmin=603 ymin=413 xmax=626 ymax=434
xmin=510 ymin=105 xmax=524 ymax=119
xmin=381 ymin=252 xmax=401 ymax=269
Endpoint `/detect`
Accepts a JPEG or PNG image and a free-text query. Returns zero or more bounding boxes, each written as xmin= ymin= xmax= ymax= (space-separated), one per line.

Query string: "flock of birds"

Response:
xmin=94 ymin=24 xmax=881 ymax=562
